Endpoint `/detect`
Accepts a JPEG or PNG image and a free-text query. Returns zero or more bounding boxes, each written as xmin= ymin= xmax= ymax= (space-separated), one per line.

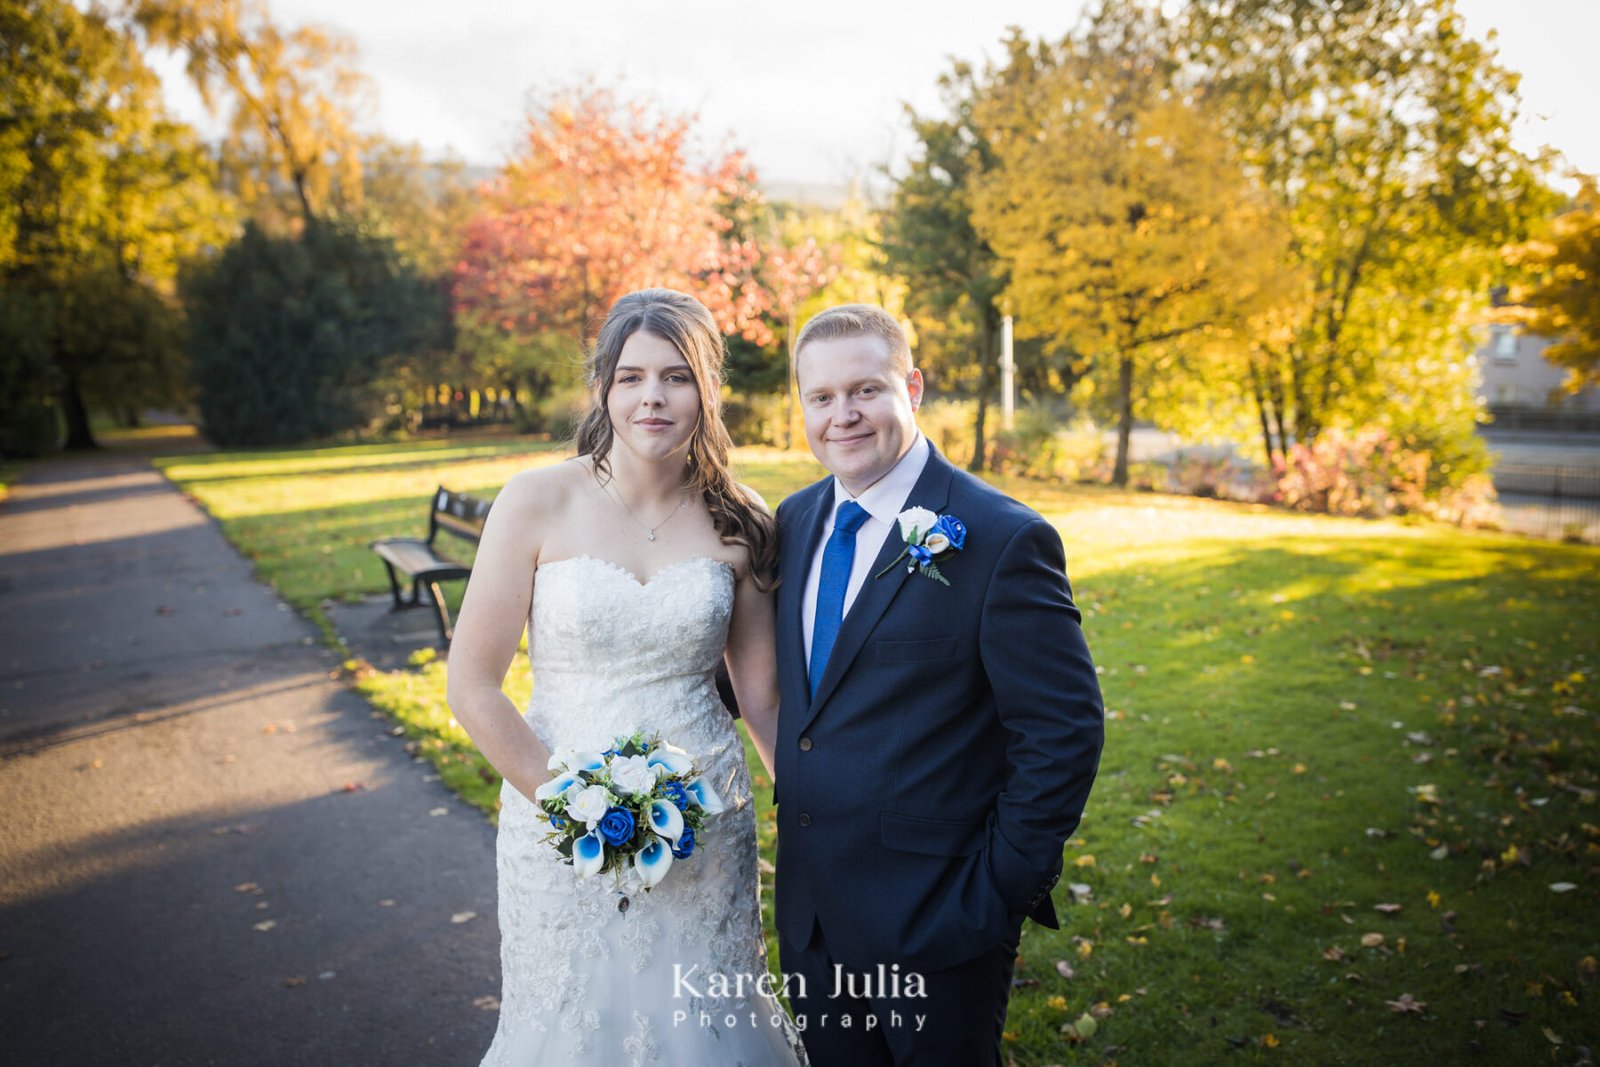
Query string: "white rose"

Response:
xmin=923 ymin=531 xmax=950 ymax=554
xmin=566 ymin=784 xmax=614 ymax=826
xmin=608 ymin=754 xmax=658 ymax=795
xmin=897 ymin=507 xmax=939 ymax=542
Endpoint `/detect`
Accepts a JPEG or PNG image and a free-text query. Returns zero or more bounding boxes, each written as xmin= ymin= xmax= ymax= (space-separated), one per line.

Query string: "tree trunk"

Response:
xmin=60 ymin=372 xmax=97 ymax=451
xmin=121 ymin=406 xmax=142 ymax=429
xmin=1112 ymin=354 xmax=1134 ymax=487
xmin=1250 ymin=365 xmax=1276 ymax=467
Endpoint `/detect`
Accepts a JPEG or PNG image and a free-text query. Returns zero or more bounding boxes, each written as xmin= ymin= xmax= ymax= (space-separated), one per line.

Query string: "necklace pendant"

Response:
xmin=647 ymin=531 xmax=656 ymax=541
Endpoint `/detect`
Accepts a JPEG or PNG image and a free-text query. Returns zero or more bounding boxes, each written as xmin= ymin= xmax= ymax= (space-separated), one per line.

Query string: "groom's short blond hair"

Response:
xmin=793 ymin=304 xmax=913 ymax=379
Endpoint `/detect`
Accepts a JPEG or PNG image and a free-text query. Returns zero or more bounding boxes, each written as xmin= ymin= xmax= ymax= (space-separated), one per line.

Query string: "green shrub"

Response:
xmin=184 ymin=219 xmax=446 ymax=447
xmin=916 ymin=397 xmax=978 ymax=468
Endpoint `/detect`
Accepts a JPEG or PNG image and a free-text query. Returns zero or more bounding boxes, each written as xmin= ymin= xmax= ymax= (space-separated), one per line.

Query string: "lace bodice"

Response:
xmin=523 ymin=555 xmax=735 ymax=757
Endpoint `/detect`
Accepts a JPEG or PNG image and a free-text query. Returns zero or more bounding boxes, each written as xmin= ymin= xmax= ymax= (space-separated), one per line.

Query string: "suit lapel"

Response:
xmin=803 ymin=447 xmax=957 ymax=724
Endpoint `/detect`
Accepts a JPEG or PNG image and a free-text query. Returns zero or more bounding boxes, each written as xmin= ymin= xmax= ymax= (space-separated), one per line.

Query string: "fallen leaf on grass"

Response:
xmin=1361 ymin=933 xmax=1385 ymax=948
xmin=1542 ymin=1027 xmax=1563 ymax=1045
xmin=1386 ymin=994 xmax=1426 ymax=1015
xmin=1054 ymin=960 xmax=1076 ymax=979
xmin=1374 ymin=903 xmax=1403 ymax=915
xmin=451 ymin=911 xmax=477 ymax=924
xmin=1046 ymin=995 xmax=1068 ymax=1011
xmin=1262 ymin=1033 xmax=1280 ymax=1048
xmin=1549 ymin=883 xmax=1577 ymax=893
xmin=1322 ymin=946 xmax=1346 ymax=962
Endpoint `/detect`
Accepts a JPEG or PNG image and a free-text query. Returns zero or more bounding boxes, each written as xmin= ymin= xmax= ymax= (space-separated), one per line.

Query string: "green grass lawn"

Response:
xmin=156 ymin=434 xmax=1600 ymax=1065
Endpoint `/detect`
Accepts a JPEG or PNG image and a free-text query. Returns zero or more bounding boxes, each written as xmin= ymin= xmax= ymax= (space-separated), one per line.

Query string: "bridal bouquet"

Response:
xmin=534 ymin=731 xmax=725 ymax=890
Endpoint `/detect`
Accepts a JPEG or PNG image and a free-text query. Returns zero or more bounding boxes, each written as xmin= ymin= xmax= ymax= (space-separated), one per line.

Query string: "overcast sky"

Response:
xmin=152 ymin=0 xmax=1599 ymax=189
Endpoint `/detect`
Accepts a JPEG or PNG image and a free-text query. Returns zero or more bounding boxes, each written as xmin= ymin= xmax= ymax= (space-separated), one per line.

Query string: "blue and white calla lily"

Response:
xmin=571 ymin=830 xmax=606 ymax=878
xmin=685 ymin=776 xmax=726 ymax=815
xmin=633 ymin=836 xmax=674 ymax=888
xmin=646 ymin=746 xmax=693 ymax=777
xmin=647 ymin=799 xmax=684 ymax=843
xmin=533 ymin=771 xmax=579 ymax=802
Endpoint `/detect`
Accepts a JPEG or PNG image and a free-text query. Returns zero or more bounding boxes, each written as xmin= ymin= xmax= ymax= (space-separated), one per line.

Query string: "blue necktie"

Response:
xmin=809 ymin=501 xmax=870 ymax=699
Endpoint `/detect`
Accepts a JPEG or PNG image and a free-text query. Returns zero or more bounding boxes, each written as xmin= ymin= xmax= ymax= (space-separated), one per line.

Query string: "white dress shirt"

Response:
xmin=801 ymin=434 xmax=932 ymax=663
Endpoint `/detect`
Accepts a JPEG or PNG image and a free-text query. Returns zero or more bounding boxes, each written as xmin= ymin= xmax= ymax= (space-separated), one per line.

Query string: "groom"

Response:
xmin=772 ymin=305 xmax=1104 ymax=1065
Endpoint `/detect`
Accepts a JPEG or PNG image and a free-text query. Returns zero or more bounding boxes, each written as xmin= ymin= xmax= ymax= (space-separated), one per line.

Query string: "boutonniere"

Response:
xmin=876 ymin=506 xmax=966 ymax=586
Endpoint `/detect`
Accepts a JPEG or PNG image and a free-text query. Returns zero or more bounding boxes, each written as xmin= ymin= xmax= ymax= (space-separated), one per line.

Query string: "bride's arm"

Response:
xmin=445 ymin=470 xmax=555 ymax=799
xmin=724 ymin=569 xmax=780 ymax=780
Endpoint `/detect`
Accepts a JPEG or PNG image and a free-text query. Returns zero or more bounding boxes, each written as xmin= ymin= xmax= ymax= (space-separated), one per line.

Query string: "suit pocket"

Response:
xmin=880 ymin=811 xmax=986 ymax=857
xmin=874 ymin=636 xmax=959 ymax=663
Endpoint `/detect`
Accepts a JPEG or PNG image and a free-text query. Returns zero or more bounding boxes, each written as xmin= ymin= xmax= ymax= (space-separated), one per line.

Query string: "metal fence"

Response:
xmin=1492 ymin=465 xmax=1600 ymax=543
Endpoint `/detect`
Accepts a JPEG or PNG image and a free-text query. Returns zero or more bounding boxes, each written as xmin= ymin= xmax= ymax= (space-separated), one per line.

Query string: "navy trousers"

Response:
xmin=779 ymin=918 xmax=1021 ymax=1066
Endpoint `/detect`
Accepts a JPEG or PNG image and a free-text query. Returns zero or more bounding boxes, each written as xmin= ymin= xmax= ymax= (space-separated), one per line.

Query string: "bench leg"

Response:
xmin=381 ymin=561 xmax=406 ymax=610
xmin=427 ymin=581 xmax=454 ymax=645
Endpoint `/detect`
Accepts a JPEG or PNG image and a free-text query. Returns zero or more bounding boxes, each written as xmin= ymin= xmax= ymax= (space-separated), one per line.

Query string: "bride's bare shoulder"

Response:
xmin=496 ymin=457 xmax=590 ymax=514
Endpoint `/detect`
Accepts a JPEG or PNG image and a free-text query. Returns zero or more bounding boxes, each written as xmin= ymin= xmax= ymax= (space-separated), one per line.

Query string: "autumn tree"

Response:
xmin=128 ymin=0 xmax=372 ymax=226
xmin=1 ymin=0 xmax=231 ymax=452
xmin=454 ymin=86 xmax=780 ymax=405
xmin=973 ymin=2 xmax=1291 ymax=484
xmin=1186 ymin=0 xmax=1555 ymax=474
xmin=1506 ymin=176 xmax=1600 ymax=394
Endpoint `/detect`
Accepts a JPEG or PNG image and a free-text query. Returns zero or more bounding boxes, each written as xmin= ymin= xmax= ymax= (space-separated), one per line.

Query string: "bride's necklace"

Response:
xmin=603 ymin=480 xmax=689 ymax=542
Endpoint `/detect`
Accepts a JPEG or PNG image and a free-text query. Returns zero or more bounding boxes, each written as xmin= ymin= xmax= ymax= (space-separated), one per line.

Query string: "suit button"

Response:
xmin=798 ymin=813 xmax=812 ymax=827
xmin=798 ymin=737 xmax=813 ymax=751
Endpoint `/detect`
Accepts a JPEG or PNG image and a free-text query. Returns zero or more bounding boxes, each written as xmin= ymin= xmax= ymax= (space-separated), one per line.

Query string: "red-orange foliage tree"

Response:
xmin=453 ymin=88 xmax=778 ymax=373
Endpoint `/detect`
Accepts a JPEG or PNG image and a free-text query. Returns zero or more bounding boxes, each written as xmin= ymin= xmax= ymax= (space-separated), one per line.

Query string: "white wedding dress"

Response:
xmin=480 ymin=555 xmax=805 ymax=1066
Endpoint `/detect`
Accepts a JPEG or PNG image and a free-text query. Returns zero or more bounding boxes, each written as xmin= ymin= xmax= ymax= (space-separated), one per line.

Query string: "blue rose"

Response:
xmin=597 ymin=806 xmax=635 ymax=847
xmin=929 ymin=514 xmax=966 ymax=552
xmin=671 ymin=826 xmax=696 ymax=859
xmin=659 ymin=781 xmax=691 ymax=811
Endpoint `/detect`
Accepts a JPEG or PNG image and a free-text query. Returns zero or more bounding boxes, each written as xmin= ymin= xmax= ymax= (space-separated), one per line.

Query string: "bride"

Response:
xmin=446 ymin=289 xmax=805 ymax=1065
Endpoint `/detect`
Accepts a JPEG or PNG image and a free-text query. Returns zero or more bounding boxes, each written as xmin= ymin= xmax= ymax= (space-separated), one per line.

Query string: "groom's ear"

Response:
xmin=906 ymin=367 xmax=924 ymax=412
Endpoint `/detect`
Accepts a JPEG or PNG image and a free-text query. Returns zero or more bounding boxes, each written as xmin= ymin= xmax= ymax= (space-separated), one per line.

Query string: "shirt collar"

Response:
xmin=830 ymin=432 xmax=930 ymax=527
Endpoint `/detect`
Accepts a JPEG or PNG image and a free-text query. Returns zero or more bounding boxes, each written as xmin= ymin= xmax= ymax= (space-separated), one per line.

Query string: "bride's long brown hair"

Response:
xmin=574 ymin=289 xmax=778 ymax=591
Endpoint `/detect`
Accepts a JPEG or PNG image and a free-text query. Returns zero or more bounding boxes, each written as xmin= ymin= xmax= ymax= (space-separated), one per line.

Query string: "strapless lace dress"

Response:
xmin=479 ymin=555 xmax=804 ymax=1066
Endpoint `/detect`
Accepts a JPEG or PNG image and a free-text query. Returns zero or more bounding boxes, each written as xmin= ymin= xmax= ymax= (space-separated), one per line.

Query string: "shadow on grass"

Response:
xmin=1002 ymin=533 xmax=1599 ymax=1064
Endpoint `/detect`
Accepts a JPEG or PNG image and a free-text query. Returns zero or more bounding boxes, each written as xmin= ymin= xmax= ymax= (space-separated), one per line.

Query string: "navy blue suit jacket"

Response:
xmin=773 ymin=446 xmax=1104 ymax=972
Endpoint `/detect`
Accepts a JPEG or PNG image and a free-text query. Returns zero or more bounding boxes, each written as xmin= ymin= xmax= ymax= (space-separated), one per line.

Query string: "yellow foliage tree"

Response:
xmin=1507 ymin=177 xmax=1600 ymax=394
xmin=971 ymin=1 xmax=1294 ymax=484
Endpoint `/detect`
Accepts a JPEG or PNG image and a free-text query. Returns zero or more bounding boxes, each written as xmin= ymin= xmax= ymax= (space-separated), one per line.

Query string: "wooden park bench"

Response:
xmin=370 ymin=486 xmax=491 ymax=644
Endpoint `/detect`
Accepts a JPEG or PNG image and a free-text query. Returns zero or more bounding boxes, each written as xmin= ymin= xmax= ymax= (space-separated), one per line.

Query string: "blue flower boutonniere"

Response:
xmin=875 ymin=506 xmax=966 ymax=586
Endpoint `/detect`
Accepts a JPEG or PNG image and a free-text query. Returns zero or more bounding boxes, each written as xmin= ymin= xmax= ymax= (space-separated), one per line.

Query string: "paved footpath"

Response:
xmin=0 ymin=453 xmax=501 ymax=1065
